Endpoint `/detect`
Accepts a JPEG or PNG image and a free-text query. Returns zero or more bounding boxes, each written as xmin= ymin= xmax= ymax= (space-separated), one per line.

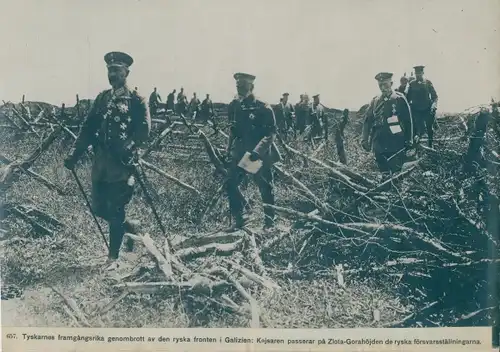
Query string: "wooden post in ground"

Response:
xmin=76 ymin=94 xmax=80 ymax=119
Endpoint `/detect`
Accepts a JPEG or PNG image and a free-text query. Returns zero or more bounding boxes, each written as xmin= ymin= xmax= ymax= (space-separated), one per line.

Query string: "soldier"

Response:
xmin=335 ymin=108 xmax=349 ymax=164
xmin=406 ymin=65 xmax=438 ymax=147
xmin=309 ymin=94 xmax=327 ymax=142
xmin=361 ymin=72 xmax=413 ymax=177
xmin=166 ymin=89 xmax=176 ymax=113
xmin=200 ymin=93 xmax=214 ymax=124
xmin=226 ymin=72 xmax=280 ymax=231
xmin=63 ymin=51 xmax=151 ymax=270
xmin=294 ymin=94 xmax=307 ymax=134
xmin=275 ymin=93 xmax=296 ymax=140
xmin=176 ymin=87 xmax=187 ymax=115
xmin=189 ymin=93 xmax=201 ymax=119
xmin=149 ymin=87 xmax=161 ymax=116
xmin=395 ymin=74 xmax=410 ymax=97
xmin=408 ymin=72 xmax=416 ymax=83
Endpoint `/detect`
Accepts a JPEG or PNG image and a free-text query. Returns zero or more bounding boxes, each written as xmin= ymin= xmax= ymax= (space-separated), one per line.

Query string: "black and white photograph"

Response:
xmin=1 ymin=0 xmax=499 ymax=349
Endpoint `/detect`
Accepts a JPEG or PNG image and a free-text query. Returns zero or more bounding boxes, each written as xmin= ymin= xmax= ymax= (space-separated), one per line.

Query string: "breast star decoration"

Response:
xmin=117 ymin=102 xmax=129 ymax=113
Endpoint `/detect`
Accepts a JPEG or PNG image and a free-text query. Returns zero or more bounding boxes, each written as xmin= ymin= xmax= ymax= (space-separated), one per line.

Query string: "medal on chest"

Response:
xmin=387 ymin=104 xmax=402 ymax=134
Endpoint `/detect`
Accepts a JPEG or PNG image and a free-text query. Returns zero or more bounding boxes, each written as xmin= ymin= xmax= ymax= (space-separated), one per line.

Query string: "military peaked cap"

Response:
xmin=283 ymin=92 xmax=289 ymax=96
xmin=104 ymin=51 xmax=134 ymax=68
xmin=233 ymin=72 xmax=256 ymax=83
xmin=375 ymin=72 xmax=393 ymax=81
xmin=313 ymin=94 xmax=320 ymax=98
xmin=413 ymin=65 xmax=425 ymax=72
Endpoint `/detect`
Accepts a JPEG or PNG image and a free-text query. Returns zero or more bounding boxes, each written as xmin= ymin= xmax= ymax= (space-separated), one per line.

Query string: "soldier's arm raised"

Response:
xmin=253 ymin=103 xmax=277 ymax=157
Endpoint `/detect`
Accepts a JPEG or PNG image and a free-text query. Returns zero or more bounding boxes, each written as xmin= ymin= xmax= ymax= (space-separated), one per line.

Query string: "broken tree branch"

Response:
xmin=139 ymin=159 xmax=201 ymax=196
xmin=141 ymin=233 xmax=173 ymax=279
xmin=175 ymin=239 xmax=243 ymax=260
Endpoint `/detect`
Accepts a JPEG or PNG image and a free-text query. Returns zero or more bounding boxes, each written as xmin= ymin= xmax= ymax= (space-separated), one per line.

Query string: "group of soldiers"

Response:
xmin=148 ymin=87 xmax=215 ymax=123
xmin=63 ymin=51 xmax=438 ymax=271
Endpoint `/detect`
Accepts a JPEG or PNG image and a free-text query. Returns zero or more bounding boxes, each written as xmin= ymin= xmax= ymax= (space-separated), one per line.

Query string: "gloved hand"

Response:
xmin=64 ymin=155 xmax=77 ymax=171
xmin=249 ymin=151 xmax=260 ymax=162
xmin=404 ymin=139 xmax=414 ymax=149
xmin=361 ymin=139 xmax=370 ymax=152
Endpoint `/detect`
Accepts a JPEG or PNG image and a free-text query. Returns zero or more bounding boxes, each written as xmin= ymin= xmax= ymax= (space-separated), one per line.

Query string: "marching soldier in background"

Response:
xmin=200 ymin=93 xmax=214 ymax=124
xmin=226 ymin=72 xmax=280 ymax=231
xmin=294 ymin=94 xmax=308 ymax=134
xmin=396 ymin=74 xmax=410 ymax=97
xmin=335 ymin=108 xmax=349 ymax=164
xmin=309 ymin=94 xmax=327 ymax=142
xmin=275 ymin=93 xmax=296 ymax=140
xmin=149 ymin=87 xmax=161 ymax=116
xmin=166 ymin=89 xmax=176 ymax=113
xmin=406 ymin=65 xmax=438 ymax=147
xmin=176 ymin=87 xmax=187 ymax=115
xmin=189 ymin=92 xmax=201 ymax=119
xmin=361 ymin=72 xmax=413 ymax=178
xmin=408 ymin=72 xmax=415 ymax=83
xmin=275 ymin=98 xmax=286 ymax=137
xmin=64 ymin=51 xmax=151 ymax=270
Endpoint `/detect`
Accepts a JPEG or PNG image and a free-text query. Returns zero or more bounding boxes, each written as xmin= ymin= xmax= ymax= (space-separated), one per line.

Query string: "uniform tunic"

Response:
xmin=406 ymin=78 xmax=438 ymax=139
xmin=362 ymin=90 xmax=413 ymax=173
xmin=309 ymin=103 xmax=327 ymax=140
xmin=275 ymin=101 xmax=295 ymax=135
xmin=70 ymin=86 xmax=151 ymax=219
xmin=166 ymin=92 xmax=175 ymax=111
xmin=295 ymin=101 xmax=308 ymax=133
xmin=226 ymin=94 xmax=280 ymax=223
xmin=200 ymin=98 xmax=214 ymax=122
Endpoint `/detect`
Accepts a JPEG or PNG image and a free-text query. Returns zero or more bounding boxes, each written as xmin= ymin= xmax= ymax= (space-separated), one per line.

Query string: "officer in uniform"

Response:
xmin=309 ymin=94 xmax=327 ymax=142
xmin=276 ymin=93 xmax=296 ymax=140
xmin=362 ymin=72 xmax=413 ymax=177
xmin=149 ymin=87 xmax=161 ymax=116
xmin=176 ymin=88 xmax=187 ymax=115
xmin=189 ymin=92 xmax=201 ymax=119
xmin=226 ymin=72 xmax=280 ymax=231
xmin=294 ymin=94 xmax=308 ymax=134
xmin=166 ymin=89 xmax=176 ymax=113
xmin=200 ymin=93 xmax=214 ymax=124
xmin=335 ymin=108 xmax=349 ymax=164
xmin=406 ymin=65 xmax=438 ymax=147
xmin=64 ymin=51 xmax=151 ymax=270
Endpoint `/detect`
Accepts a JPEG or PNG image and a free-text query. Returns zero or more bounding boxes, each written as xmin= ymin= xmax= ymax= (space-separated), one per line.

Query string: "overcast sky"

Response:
xmin=0 ymin=0 xmax=499 ymax=112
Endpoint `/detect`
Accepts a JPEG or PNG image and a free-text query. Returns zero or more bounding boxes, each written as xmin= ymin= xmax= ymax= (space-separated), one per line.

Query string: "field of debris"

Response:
xmin=0 ymin=97 xmax=498 ymax=342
